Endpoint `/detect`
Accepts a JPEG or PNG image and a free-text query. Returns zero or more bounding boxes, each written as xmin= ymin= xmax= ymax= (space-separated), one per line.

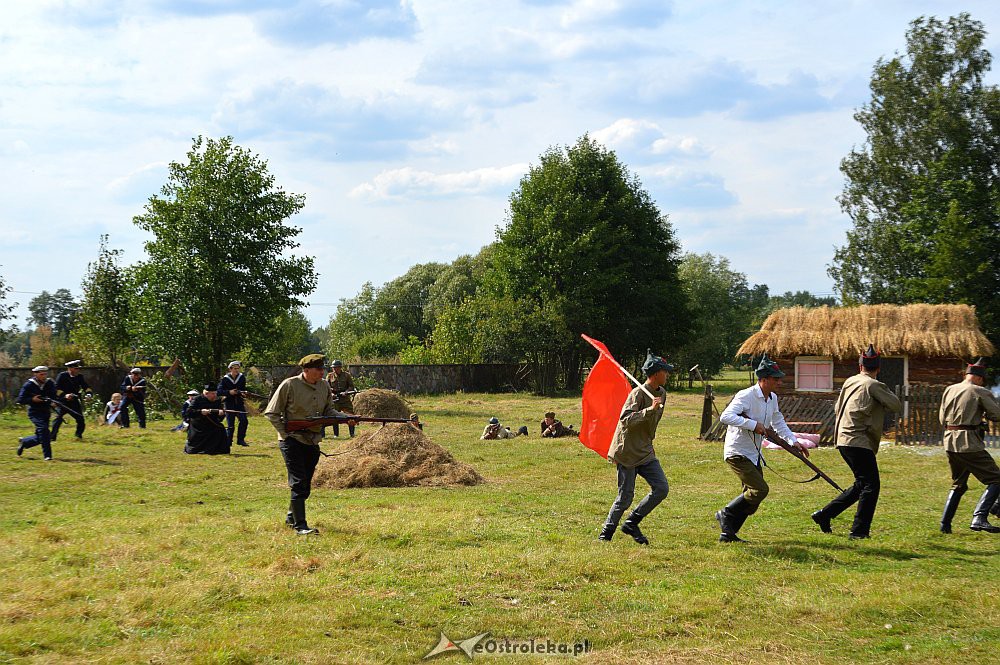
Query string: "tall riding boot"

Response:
xmin=290 ymin=498 xmax=318 ymax=535
xmin=716 ymin=495 xmax=750 ymax=543
xmin=939 ymin=488 xmax=965 ymax=534
xmin=598 ymin=522 xmax=616 ymax=541
xmin=285 ymin=500 xmax=295 ymax=527
xmin=970 ymin=483 xmax=1000 ymax=533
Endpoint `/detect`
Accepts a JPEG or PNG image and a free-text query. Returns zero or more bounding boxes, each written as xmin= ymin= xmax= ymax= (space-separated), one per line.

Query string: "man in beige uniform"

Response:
xmin=598 ymin=351 xmax=673 ymax=545
xmin=265 ymin=354 xmax=354 ymax=535
xmin=810 ymin=345 xmax=901 ymax=539
xmin=938 ymin=357 xmax=1000 ymax=534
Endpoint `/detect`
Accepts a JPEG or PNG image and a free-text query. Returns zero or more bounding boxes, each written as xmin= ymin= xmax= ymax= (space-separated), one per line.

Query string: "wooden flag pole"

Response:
xmin=581 ymin=334 xmax=659 ymax=406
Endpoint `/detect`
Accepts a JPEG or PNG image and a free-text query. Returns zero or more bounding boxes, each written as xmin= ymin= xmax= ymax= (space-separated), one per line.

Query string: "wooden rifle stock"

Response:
xmin=763 ymin=426 xmax=845 ymax=493
xmin=286 ymin=415 xmax=417 ymax=433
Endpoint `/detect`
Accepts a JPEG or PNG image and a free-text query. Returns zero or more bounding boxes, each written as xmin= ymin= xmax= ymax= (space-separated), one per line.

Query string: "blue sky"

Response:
xmin=3 ymin=0 xmax=1000 ymax=329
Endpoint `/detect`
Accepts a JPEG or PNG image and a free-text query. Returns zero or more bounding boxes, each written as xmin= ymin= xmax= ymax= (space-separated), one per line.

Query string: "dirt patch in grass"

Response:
xmin=351 ymin=388 xmax=411 ymax=419
xmin=313 ymin=423 xmax=483 ymax=489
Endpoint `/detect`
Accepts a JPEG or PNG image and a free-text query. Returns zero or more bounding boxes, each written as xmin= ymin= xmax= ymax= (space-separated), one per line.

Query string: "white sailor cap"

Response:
xmin=32 ymin=365 xmax=49 ymax=372
xmin=130 ymin=367 xmax=142 ymax=374
xmin=228 ymin=361 xmax=242 ymax=369
xmin=186 ymin=389 xmax=200 ymax=396
xmin=65 ymin=359 xmax=83 ymax=368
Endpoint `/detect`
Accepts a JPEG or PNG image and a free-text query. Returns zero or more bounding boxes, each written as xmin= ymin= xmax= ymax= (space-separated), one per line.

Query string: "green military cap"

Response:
xmin=299 ymin=353 xmax=327 ymax=369
xmin=755 ymin=354 xmax=785 ymax=379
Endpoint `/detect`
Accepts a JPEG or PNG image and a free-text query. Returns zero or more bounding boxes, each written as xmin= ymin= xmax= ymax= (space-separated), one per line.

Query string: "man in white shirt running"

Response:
xmin=716 ymin=354 xmax=807 ymax=543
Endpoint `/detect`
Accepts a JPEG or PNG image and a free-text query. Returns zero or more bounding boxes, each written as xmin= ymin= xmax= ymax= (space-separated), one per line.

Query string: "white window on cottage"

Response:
xmin=795 ymin=357 xmax=834 ymax=392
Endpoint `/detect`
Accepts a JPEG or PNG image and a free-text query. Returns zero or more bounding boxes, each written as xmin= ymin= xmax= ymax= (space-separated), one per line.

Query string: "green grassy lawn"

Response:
xmin=1 ymin=387 xmax=998 ymax=664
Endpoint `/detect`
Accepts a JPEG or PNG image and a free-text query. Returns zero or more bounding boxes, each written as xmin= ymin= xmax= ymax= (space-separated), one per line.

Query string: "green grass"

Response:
xmin=1 ymin=389 xmax=998 ymax=664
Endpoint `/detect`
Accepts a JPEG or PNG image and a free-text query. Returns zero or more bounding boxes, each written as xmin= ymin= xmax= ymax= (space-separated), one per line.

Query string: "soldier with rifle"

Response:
xmin=326 ymin=359 xmax=357 ymax=438
xmin=716 ymin=355 xmax=810 ymax=543
xmin=120 ymin=367 xmax=148 ymax=429
xmin=184 ymin=384 xmax=232 ymax=455
xmin=810 ymin=345 xmax=901 ymax=540
xmin=938 ymin=357 xmax=1000 ymax=534
xmin=218 ymin=361 xmax=250 ymax=447
xmin=265 ymin=354 xmax=357 ymax=535
xmin=51 ymin=359 xmax=91 ymax=441
xmin=15 ymin=366 xmax=58 ymax=460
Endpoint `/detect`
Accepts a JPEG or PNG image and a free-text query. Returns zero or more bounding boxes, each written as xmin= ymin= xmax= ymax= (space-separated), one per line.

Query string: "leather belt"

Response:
xmin=945 ymin=425 xmax=980 ymax=431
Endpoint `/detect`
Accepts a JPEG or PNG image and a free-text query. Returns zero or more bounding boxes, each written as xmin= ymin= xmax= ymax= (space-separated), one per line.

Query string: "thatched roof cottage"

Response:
xmin=737 ymin=304 xmax=995 ymax=397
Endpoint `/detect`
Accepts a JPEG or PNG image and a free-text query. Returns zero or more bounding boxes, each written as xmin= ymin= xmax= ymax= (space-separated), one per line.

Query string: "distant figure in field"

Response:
xmin=51 ymin=359 xmax=91 ymax=441
xmin=16 ymin=365 xmax=58 ymax=461
xmin=120 ymin=368 xmax=147 ymax=429
xmin=541 ymin=411 xmax=576 ymax=438
xmin=481 ymin=417 xmax=528 ymax=440
xmin=184 ymin=384 xmax=230 ymax=455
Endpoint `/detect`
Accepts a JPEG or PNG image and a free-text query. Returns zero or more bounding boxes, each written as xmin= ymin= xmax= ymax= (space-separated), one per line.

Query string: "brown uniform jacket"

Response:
xmin=835 ymin=373 xmax=902 ymax=453
xmin=264 ymin=374 xmax=347 ymax=446
xmin=939 ymin=381 xmax=1000 ymax=453
xmin=607 ymin=384 xmax=665 ymax=468
xmin=326 ymin=370 xmax=356 ymax=412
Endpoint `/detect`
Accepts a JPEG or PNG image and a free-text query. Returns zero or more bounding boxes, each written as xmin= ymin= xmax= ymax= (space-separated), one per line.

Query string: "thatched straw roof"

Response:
xmin=738 ymin=304 xmax=995 ymax=359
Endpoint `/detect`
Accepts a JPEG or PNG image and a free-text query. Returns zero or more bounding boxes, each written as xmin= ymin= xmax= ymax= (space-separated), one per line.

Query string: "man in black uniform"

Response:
xmin=184 ymin=384 xmax=230 ymax=455
xmin=51 ymin=359 xmax=91 ymax=441
xmin=16 ymin=366 xmax=58 ymax=460
xmin=218 ymin=361 xmax=249 ymax=447
xmin=120 ymin=368 xmax=147 ymax=428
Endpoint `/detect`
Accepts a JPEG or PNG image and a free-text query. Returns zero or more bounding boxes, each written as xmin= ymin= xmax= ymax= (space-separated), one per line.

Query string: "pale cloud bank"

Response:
xmin=350 ymin=163 xmax=529 ymax=200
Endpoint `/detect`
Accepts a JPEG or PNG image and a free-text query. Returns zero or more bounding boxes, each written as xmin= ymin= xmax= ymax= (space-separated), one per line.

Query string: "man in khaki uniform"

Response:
xmin=811 ymin=345 xmax=901 ymax=539
xmin=598 ymin=351 xmax=673 ymax=545
xmin=938 ymin=357 xmax=1000 ymax=534
xmin=326 ymin=359 xmax=357 ymax=438
xmin=266 ymin=354 xmax=355 ymax=535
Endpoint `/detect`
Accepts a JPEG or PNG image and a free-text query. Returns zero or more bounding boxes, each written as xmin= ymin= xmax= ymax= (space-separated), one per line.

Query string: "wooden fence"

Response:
xmin=892 ymin=384 xmax=1000 ymax=447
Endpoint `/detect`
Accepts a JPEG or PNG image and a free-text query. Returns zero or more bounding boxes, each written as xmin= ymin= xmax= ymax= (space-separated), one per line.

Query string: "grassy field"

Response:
xmin=1 ymin=380 xmax=999 ymax=664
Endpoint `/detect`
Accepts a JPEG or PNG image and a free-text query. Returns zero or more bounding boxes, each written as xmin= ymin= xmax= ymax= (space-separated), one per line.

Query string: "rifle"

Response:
xmin=44 ymin=397 xmax=85 ymax=420
xmin=762 ymin=426 xmax=845 ymax=493
xmin=240 ymin=391 xmax=269 ymax=401
xmin=286 ymin=415 xmax=418 ymax=433
xmin=332 ymin=389 xmax=358 ymax=399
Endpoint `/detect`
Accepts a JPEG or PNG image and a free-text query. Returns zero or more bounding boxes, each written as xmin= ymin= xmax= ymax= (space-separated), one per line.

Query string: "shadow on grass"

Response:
xmin=746 ymin=538 xmax=924 ymax=563
xmin=924 ymin=541 xmax=996 ymax=558
xmin=52 ymin=457 xmax=121 ymax=466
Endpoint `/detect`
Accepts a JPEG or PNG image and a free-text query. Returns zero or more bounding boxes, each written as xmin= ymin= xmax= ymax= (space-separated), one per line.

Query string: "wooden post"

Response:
xmin=699 ymin=384 xmax=714 ymax=439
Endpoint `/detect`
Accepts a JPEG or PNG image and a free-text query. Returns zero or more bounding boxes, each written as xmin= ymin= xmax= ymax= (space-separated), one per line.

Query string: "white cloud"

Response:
xmin=350 ymin=163 xmax=528 ymax=200
xmin=592 ymin=118 xmax=706 ymax=159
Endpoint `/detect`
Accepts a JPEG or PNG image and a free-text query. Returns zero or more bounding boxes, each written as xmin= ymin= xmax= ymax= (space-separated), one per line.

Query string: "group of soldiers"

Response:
xmin=599 ymin=349 xmax=1000 ymax=545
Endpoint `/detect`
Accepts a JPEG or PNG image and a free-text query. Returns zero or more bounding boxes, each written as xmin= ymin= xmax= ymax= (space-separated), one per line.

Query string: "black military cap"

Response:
xmin=967 ymin=357 xmax=988 ymax=378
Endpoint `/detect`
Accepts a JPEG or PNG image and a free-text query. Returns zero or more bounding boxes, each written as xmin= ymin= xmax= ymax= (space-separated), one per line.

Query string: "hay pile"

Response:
xmin=313 ymin=423 xmax=484 ymax=489
xmin=351 ymin=388 xmax=411 ymax=419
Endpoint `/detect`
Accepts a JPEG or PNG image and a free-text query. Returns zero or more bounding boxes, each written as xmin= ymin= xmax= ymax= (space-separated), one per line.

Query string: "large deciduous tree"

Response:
xmin=0 ymin=270 xmax=16 ymax=345
xmin=487 ymin=135 xmax=689 ymax=392
xmin=830 ymin=13 xmax=1000 ymax=344
xmin=72 ymin=236 xmax=133 ymax=368
xmin=132 ymin=136 xmax=317 ymax=380
xmin=27 ymin=289 xmax=78 ymax=338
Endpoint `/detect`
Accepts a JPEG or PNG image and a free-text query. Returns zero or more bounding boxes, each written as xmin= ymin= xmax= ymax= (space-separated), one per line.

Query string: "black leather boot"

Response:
xmin=291 ymin=498 xmax=318 ymax=535
xmin=970 ymin=484 xmax=1000 ymax=533
xmin=811 ymin=510 xmax=832 ymax=533
xmin=597 ymin=522 xmax=616 ymax=541
xmin=285 ymin=500 xmax=295 ymax=527
xmin=621 ymin=514 xmax=649 ymax=545
xmin=716 ymin=495 xmax=750 ymax=543
xmin=940 ymin=488 xmax=965 ymax=534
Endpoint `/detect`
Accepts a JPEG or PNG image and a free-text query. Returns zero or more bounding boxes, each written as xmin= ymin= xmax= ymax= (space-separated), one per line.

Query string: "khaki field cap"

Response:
xmin=299 ymin=354 xmax=326 ymax=369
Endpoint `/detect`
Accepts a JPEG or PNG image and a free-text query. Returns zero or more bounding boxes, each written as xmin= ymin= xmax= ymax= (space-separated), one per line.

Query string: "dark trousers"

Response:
xmin=603 ymin=458 xmax=669 ymax=527
xmin=120 ymin=399 xmax=146 ymax=428
xmin=332 ymin=422 xmax=355 ymax=437
xmin=51 ymin=403 xmax=85 ymax=440
xmin=947 ymin=450 xmax=1000 ymax=490
xmin=20 ymin=413 xmax=53 ymax=458
xmin=226 ymin=412 xmax=249 ymax=446
xmin=818 ymin=446 xmax=880 ymax=536
xmin=279 ymin=437 xmax=322 ymax=501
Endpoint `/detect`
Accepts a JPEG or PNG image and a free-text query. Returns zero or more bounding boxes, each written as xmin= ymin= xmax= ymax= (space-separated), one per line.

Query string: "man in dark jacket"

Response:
xmin=120 ymin=368 xmax=147 ymax=428
xmin=16 ymin=366 xmax=58 ymax=460
xmin=184 ymin=384 xmax=230 ymax=455
xmin=218 ymin=361 xmax=249 ymax=447
xmin=51 ymin=359 xmax=91 ymax=441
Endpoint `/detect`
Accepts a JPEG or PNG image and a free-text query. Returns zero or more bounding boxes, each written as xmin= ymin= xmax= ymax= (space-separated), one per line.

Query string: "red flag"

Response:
xmin=579 ymin=335 xmax=632 ymax=458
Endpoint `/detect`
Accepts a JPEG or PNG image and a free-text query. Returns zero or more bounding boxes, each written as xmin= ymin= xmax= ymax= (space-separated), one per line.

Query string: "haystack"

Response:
xmin=351 ymin=388 xmax=411 ymax=419
xmin=313 ymin=423 xmax=484 ymax=489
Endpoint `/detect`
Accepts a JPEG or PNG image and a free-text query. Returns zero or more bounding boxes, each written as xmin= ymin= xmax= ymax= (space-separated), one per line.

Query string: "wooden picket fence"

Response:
xmin=892 ymin=384 xmax=1000 ymax=447
xmin=701 ymin=391 xmax=836 ymax=444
